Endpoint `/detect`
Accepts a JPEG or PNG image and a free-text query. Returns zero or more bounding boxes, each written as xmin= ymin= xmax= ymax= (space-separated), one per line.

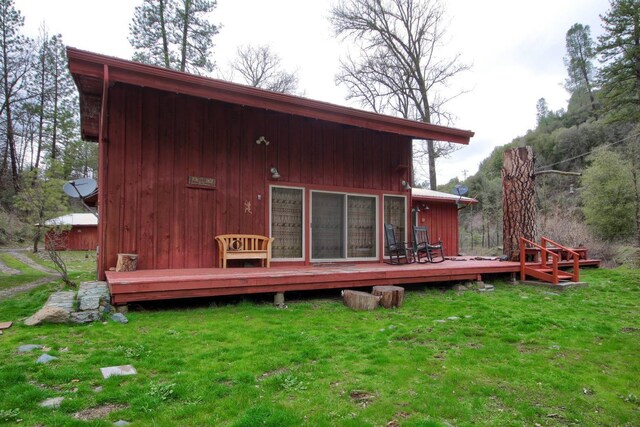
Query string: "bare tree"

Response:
xmin=230 ymin=45 xmax=299 ymax=94
xmin=44 ymin=226 xmax=74 ymax=287
xmin=330 ymin=0 xmax=469 ymax=189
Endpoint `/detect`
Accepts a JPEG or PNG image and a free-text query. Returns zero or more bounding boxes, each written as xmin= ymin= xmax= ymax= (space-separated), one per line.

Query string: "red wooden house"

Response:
xmin=68 ymin=48 xmax=475 ymax=278
xmin=44 ymin=213 xmax=98 ymax=251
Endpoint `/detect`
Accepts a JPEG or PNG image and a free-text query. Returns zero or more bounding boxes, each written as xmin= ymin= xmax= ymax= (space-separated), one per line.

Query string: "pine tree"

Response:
xmin=597 ymin=0 xmax=640 ymax=121
xmin=129 ymin=0 xmax=219 ymax=74
xmin=0 ymin=0 xmax=31 ymax=193
xmin=564 ymin=23 xmax=598 ymax=117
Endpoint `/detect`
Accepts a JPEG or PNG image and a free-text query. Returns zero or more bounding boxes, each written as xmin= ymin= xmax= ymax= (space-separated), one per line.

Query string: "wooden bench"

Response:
xmin=215 ymin=234 xmax=274 ymax=269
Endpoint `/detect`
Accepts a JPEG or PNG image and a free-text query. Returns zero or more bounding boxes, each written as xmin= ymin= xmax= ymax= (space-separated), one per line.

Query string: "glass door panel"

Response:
xmin=271 ymin=187 xmax=303 ymax=259
xmin=312 ymin=192 xmax=345 ymax=259
xmin=347 ymin=195 xmax=376 ymax=258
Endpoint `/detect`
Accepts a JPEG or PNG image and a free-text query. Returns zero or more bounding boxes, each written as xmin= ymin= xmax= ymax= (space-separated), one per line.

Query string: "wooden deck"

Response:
xmin=105 ymin=258 xmax=600 ymax=304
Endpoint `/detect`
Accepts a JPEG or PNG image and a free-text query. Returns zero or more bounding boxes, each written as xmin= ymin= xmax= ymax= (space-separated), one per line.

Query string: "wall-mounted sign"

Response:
xmin=187 ymin=176 xmax=216 ymax=189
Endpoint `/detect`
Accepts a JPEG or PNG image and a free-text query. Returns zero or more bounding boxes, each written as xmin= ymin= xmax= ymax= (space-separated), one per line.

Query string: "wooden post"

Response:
xmin=371 ymin=286 xmax=405 ymax=308
xmin=502 ymin=147 xmax=536 ymax=260
xmin=116 ymin=253 xmax=138 ymax=272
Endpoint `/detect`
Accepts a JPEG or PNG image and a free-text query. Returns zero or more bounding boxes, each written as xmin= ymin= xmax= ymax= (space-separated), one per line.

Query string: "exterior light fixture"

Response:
xmin=256 ymin=136 xmax=270 ymax=146
xmin=401 ymin=180 xmax=411 ymax=191
xmin=270 ymin=167 xmax=281 ymax=180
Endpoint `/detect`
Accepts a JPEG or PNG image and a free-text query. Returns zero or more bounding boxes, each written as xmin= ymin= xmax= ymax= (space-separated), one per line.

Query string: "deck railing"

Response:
xmin=520 ymin=237 xmax=580 ymax=284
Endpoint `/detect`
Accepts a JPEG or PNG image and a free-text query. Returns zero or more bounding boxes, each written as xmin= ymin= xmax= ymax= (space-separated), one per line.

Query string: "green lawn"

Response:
xmin=0 ymin=263 xmax=638 ymax=426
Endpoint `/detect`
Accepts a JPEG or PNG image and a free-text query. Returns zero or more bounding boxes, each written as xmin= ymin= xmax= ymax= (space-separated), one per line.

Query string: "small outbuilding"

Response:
xmin=44 ymin=213 xmax=98 ymax=251
xmin=411 ymin=188 xmax=477 ymax=256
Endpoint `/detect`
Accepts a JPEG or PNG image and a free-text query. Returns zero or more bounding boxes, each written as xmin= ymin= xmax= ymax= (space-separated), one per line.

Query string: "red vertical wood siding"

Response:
xmin=416 ymin=202 xmax=460 ymax=256
xmin=46 ymin=226 xmax=98 ymax=251
xmin=99 ymin=84 xmax=413 ymax=276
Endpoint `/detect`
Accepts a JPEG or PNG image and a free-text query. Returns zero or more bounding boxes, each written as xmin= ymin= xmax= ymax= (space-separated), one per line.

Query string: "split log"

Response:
xmin=372 ymin=285 xmax=405 ymax=308
xmin=342 ymin=290 xmax=381 ymax=311
xmin=116 ymin=253 xmax=138 ymax=272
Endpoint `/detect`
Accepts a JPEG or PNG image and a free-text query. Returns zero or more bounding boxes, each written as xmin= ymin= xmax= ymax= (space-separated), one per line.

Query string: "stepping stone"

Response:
xmin=434 ymin=319 xmax=446 ymax=323
xmin=36 ymin=354 xmax=58 ymax=364
xmin=18 ymin=344 xmax=43 ymax=353
xmin=40 ymin=397 xmax=64 ymax=408
xmin=111 ymin=313 xmax=128 ymax=324
xmin=447 ymin=316 xmax=460 ymax=320
xmin=113 ymin=421 xmax=131 ymax=426
xmin=100 ymin=365 xmax=137 ymax=379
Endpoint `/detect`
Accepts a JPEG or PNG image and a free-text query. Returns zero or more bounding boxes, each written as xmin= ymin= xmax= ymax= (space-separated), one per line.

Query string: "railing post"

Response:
xmin=520 ymin=237 xmax=525 ymax=282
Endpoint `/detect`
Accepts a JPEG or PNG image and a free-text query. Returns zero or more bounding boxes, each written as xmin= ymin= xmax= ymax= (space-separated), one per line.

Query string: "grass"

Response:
xmin=0 ymin=260 xmax=638 ymax=426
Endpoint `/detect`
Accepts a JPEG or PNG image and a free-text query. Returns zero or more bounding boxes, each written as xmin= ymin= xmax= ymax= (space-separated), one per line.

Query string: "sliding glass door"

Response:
xmin=311 ymin=191 xmax=377 ymax=261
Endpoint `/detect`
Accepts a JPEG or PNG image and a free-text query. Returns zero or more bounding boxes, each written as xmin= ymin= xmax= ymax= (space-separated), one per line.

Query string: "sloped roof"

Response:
xmin=44 ymin=213 xmax=98 ymax=227
xmin=67 ymin=47 xmax=475 ymax=144
xmin=412 ymin=188 xmax=477 ymax=204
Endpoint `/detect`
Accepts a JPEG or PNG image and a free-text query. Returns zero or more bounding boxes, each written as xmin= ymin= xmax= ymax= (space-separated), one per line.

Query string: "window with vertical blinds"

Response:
xmin=271 ymin=187 xmax=304 ymax=259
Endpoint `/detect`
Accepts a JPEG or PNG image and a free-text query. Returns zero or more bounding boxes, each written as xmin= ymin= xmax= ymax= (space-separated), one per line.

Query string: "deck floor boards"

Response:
xmin=105 ymin=258 xmax=600 ymax=304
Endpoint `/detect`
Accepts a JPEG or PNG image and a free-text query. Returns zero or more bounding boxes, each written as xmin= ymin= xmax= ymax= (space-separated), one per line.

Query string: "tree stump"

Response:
xmin=115 ymin=253 xmax=138 ymax=272
xmin=372 ymin=285 xmax=405 ymax=308
xmin=342 ymin=290 xmax=381 ymax=310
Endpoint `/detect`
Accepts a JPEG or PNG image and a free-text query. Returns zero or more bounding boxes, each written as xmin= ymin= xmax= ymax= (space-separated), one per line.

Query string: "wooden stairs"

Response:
xmin=520 ymin=237 xmax=581 ymax=285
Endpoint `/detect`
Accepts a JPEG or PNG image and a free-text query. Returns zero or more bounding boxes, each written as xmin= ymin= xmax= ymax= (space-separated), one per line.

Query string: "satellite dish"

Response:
xmin=453 ymin=184 xmax=468 ymax=196
xmin=63 ymin=178 xmax=97 ymax=199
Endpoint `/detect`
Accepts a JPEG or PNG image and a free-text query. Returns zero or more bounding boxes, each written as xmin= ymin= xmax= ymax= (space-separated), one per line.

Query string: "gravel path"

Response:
xmin=7 ymin=250 xmax=57 ymax=274
xmin=0 ymin=257 xmax=20 ymax=275
xmin=0 ymin=276 xmax=57 ymax=301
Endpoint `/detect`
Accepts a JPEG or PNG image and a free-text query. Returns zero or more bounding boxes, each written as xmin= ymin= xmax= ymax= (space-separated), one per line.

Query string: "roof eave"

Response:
xmin=68 ymin=48 xmax=475 ymax=144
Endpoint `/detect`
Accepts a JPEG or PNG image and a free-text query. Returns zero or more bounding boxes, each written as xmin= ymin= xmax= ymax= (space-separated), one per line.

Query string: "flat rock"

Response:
xmin=70 ymin=310 xmax=101 ymax=324
xmin=77 ymin=282 xmax=109 ymax=310
xmin=434 ymin=319 xmax=447 ymax=323
xmin=18 ymin=344 xmax=43 ymax=353
xmin=113 ymin=421 xmax=131 ymax=426
xmin=111 ymin=313 xmax=128 ymax=324
xmin=100 ymin=365 xmax=137 ymax=379
xmin=40 ymin=396 xmax=64 ymax=408
xmin=24 ymin=306 xmax=70 ymax=326
xmin=447 ymin=316 xmax=460 ymax=320
xmin=36 ymin=354 xmax=58 ymax=364
xmin=45 ymin=291 xmax=75 ymax=312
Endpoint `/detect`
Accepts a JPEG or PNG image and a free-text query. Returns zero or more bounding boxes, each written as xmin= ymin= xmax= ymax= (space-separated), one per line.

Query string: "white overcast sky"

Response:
xmin=16 ymin=0 xmax=610 ymax=185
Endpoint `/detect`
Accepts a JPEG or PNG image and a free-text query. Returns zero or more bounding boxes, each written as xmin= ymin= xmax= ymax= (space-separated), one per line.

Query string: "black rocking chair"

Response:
xmin=412 ymin=225 xmax=445 ymax=263
xmin=384 ymin=223 xmax=411 ymax=265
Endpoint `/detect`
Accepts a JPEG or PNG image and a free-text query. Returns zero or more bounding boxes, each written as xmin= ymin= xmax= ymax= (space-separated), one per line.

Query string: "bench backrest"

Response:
xmin=215 ymin=234 xmax=273 ymax=251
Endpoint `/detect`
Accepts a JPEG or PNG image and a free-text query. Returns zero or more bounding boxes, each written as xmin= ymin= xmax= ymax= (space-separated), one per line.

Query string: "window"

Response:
xmin=311 ymin=191 xmax=377 ymax=260
xmin=270 ymin=187 xmax=304 ymax=259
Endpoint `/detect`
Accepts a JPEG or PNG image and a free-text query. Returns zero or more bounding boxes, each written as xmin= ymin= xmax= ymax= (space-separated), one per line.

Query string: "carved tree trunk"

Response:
xmin=502 ymin=147 xmax=536 ymax=260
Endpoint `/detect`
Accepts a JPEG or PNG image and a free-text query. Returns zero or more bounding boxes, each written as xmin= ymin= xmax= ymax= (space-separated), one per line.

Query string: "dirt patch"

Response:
xmin=620 ymin=327 xmax=639 ymax=333
xmin=258 ymin=367 xmax=289 ymax=381
xmin=0 ymin=258 xmax=20 ymax=275
xmin=73 ymin=404 xmax=128 ymax=420
xmin=349 ymin=390 xmax=376 ymax=407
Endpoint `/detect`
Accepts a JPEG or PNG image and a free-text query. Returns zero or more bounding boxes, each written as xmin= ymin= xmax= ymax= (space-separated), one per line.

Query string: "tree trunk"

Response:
xmin=427 ymin=139 xmax=437 ymax=190
xmin=371 ymin=286 xmax=404 ymax=308
xmin=502 ymin=146 xmax=536 ymax=260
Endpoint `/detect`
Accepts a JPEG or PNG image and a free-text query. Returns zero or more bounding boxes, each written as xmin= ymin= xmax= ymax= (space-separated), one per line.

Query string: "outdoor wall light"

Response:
xmin=270 ymin=167 xmax=281 ymax=180
xmin=401 ymin=180 xmax=412 ymax=191
xmin=256 ymin=136 xmax=270 ymax=146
